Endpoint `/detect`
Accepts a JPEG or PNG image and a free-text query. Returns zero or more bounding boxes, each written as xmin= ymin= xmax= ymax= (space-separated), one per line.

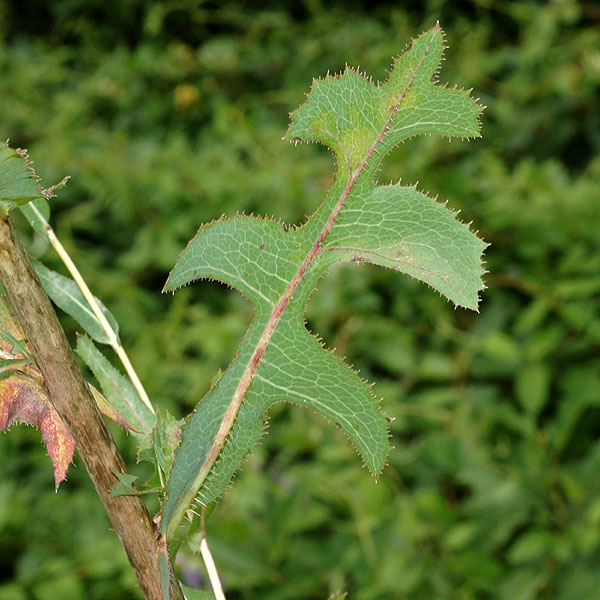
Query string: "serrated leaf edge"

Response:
xmin=161 ymin=23 xmax=485 ymax=537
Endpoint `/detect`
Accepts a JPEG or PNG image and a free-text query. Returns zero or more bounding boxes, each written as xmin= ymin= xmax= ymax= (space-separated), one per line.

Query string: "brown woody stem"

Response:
xmin=0 ymin=217 xmax=183 ymax=600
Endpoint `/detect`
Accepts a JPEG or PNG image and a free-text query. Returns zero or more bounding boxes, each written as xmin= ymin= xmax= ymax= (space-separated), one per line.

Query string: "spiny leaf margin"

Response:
xmin=160 ymin=23 xmax=486 ymax=539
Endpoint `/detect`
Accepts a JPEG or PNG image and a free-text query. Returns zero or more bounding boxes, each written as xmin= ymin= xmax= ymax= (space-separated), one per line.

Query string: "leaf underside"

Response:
xmin=160 ymin=23 xmax=486 ymax=538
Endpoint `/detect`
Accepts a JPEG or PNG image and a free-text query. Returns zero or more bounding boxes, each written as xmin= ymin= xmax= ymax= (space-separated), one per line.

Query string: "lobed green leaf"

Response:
xmin=160 ymin=23 xmax=486 ymax=539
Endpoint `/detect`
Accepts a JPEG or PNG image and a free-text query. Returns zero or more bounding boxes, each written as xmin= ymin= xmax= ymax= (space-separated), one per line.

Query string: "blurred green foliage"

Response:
xmin=0 ymin=1 xmax=599 ymax=598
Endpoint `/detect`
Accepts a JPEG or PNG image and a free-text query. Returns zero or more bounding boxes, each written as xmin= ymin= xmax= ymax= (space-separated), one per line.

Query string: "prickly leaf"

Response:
xmin=0 ymin=143 xmax=44 ymax=217
xmin=19 ymin=175 xmax=69 ymax=236
xmin=161 ymin=24 xmax=486 ymax=538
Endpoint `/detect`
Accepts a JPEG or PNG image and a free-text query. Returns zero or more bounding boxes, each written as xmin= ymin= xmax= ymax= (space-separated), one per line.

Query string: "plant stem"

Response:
xmin=200 ymin=507 xmax=226 ymax=600
xmin=0 ymin=217 xmax=183 ymax=600
xmin=200 ymin=536 xmax=226 ymax=600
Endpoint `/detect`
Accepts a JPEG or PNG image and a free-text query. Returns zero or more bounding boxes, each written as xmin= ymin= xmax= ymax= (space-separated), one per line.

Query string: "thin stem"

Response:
xmin=29 ymin=203 xmax=155 ymax=416
xmin=200 ymin=537 xmax=226 ymax=600
xmin=199 ymin=508 xmax=226 ymax=600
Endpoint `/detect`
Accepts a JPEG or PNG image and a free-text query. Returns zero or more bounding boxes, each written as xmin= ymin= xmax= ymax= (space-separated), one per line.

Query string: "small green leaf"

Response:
xmin=76 ymin=336 xmax=155 ymax=434
xmin=0 ymin=143 xmax=44 ymax=217
xmin=181 ymin=586 xmax=215 ymax=600
xmin=34 ymin=260 xmax=120 ymax=345
xmin=136 ymin=409 xmax=183 ymax=488
xmin=507 ymin=530 xmax=550 ymax=564
xmin=0 ymin=357 xmax=29 ymax=369
xmin=109 ymin=468 xmax=140 ymax=498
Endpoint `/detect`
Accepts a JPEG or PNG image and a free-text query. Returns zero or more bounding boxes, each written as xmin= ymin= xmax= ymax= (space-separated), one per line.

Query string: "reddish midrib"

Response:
xmin=193 ymin=34 xmax=433 ymax=497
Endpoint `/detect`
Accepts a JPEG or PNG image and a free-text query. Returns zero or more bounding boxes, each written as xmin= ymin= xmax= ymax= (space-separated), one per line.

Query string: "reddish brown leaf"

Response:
xmin=0 ymin=371 xmax=75 ymax=487
xmin=0 ymin=294 xmax=75 ymax=487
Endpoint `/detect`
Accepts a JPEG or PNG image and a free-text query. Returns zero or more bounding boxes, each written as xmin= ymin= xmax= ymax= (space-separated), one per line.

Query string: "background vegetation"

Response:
xmin=1 ymin=1 xmax=599 ymax=598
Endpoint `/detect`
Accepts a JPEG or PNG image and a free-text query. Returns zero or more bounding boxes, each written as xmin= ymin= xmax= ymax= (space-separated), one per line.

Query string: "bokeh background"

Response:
xmin=1 ymin=1 xmax=600 ymax=598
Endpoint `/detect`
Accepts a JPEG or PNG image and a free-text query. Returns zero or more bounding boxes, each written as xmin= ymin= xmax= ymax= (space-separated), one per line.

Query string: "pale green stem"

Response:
xmin=199 ymin=508 xmax=226 ymax=600
xmin=29 ymin=204 xmax=155 ymax=417
xmin=199 ymin=536 xmax=226 ymax=600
